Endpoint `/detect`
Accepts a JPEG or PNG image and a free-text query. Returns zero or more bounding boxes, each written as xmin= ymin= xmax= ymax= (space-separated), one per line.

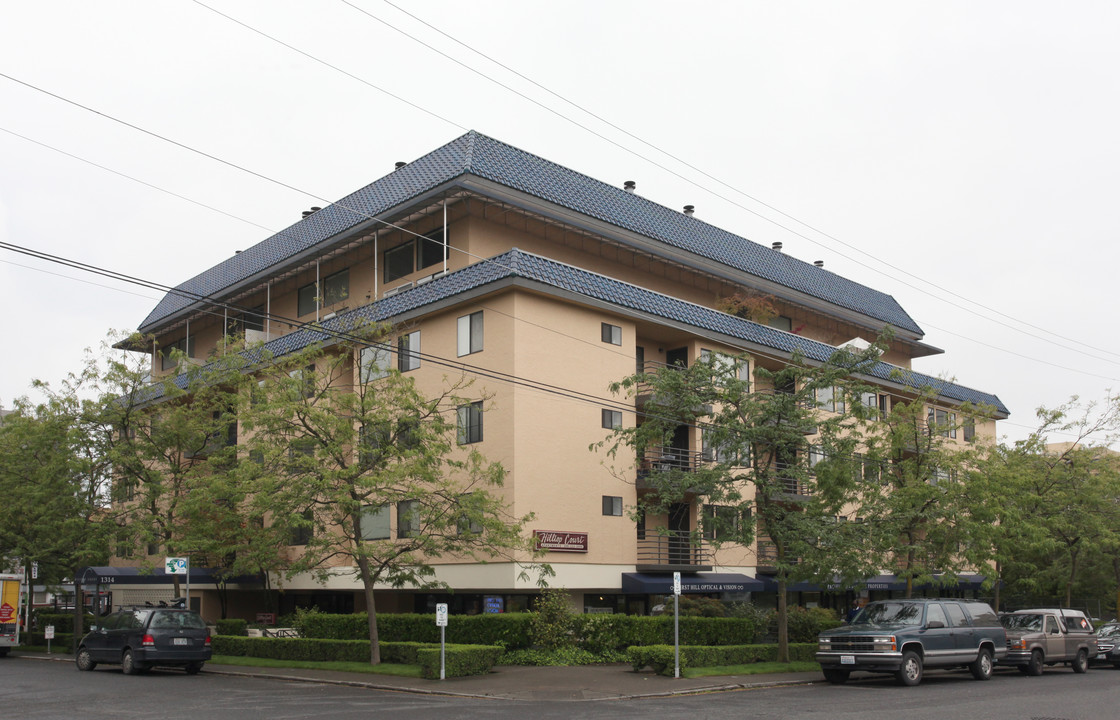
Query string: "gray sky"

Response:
xmin=2 ymin=1 xmax=1118 ymax=445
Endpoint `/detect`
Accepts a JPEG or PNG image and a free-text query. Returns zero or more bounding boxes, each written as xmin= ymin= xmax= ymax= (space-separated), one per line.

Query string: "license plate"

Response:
xmin=841 ymin=654 xmax=856 ymax=665
xmin=1098 ymin=653 xmax=1107 ymax=660
xmin=172 ymin=638 xmax=190 ymax=646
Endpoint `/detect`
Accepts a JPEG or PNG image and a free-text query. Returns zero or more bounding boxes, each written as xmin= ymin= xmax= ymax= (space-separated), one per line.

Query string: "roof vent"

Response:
xmin=683 ymin=205 xmax=695 ymax=216
xmin=624 ymin=180 xmax=636 ymax=193
xmin=395 ymin=161 xmax=406 ymax=170
xmin=301 ymin=206 xmax=322 ymax=219
xmin=771 ymin=242 xmax=783 ymax=252
xmin=814 ymin=260 xmax=824 ymax=268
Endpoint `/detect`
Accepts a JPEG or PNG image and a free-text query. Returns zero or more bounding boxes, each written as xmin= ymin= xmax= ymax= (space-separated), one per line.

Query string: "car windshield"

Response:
xmin=851 ymin=602 xmax=923 ymax=625
xmin=1001 ymin=614 xmax=1043 ymax=631
xmin=1098 ymin=624 xmax=1120 ymax=638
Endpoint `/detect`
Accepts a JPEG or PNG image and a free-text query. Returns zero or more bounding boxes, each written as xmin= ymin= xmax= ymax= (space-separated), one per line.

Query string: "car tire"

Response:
xmin=969 ymin=647 xmax=993 ymax=680
xmin=1072 ymin=649 xmax=1088 ymax=674
xmin=895 ymin=650 xmax=923 ymax=686
xmin=121 ymin=649 xmax=146 ymax=676
xmin=821 ymin=668 xmax=850 ymax=684
xmin=1025 ymin=650 xmax=1044 ymax=676
xmin=185 ymin=662 xmax=204 ymax=675
xmin=76 ymin=647 xmax=97 ymax=672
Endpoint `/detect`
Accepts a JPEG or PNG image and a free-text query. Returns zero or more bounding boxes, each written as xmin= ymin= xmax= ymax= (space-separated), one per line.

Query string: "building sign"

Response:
xmin=534 ymin=530 xmax=588 ymax=553
xmin=484 ymin=596 xmax=504 ymax=613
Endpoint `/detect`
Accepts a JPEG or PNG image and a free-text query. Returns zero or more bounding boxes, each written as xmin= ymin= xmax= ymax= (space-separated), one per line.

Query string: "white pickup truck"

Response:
xmin=999 ymin=608 xmax=1097 ymax=675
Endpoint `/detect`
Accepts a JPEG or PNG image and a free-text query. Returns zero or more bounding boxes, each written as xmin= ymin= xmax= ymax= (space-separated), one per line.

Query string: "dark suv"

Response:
xmin=76 ymin=606 xmax=211 ymax=675
xmin=817 ymin=599 xmax=1007 ymax=686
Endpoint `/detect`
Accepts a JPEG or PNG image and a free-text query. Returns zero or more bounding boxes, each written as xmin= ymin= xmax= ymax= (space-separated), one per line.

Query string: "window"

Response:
xmin=457 ymin=311 xmax=483 ymax=356
xmin=768 ymin=315 xmax=793 ymax=332
xmin=160 ymin=336 xmax=194 ymax=371
xmin=816 ymin=386 xmax=845 ymax=413
xmin=398 ymin=331 xmax=420 ymax=372
xmin=457 ymin=401 xmax=483 ymax=444
xmin=963 ymin=417 xmax=976 ymax=443
xmin=147 ymin=542 xmax=160 ymax=556
xmin=227 ymin=305 xmax=265 ymax=336
xmin=636 ymin=509 xmax=646 ymax=540
xmin=288 ymin=438 xmax=316 ymax=472
xmin=418 ymin=228 xmax=447 ymax=270
xmin=456 ymin=494 xmax=483 ymax=535
xmin=397 ymin=500 xmax=420 ymax=538
xmin=702 ymin=430 xmax=744 ymax=465
xmin=928 ymin=408 xmax=957 ymax=438
xmin=808 ymin=445 xmax=826 ymax=472
xmin=384 ymin=242 xmax=415 ymax=282
xmin=861 ymin=391 xmax=878 ymax=409
xmin=926 ymin=602 xmax=948 ymax=628
xmin=602 ymin=496 xmax=623 ymax=516
xmin=289 ymin=364 xmax=316 ymax=399
xmin=601 ymin=409 xmax=622 ymax=429
xmin=322 ymin=269 xmax=348 ymax=307
xmin=359 ymin=345 xmax=391 ymax=382
xmin=359 ymin=423 xmax=390 ymax=468
xmin=360 ymin=504 xmax=391 ymax=540
xmin=703 ymin=505 xmax=744 ymax=541
xmin=601 ymin=322 xmax=621 ymax=345
xmin=297 ymin=282 xmax=317 ymax=317
xmin=289 ymin=509 xmax=313 ymax=546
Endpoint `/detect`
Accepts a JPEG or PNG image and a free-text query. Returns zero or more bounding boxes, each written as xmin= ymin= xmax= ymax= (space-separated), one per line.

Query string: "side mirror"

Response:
xmin=927 ymin=620 xmax=946 ymax=629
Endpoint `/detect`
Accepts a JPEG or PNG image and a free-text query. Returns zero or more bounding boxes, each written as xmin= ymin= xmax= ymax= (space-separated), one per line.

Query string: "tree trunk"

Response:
xmin=776 ymin=577 xmax=789 ymax=664
xmin=992 ymin=560 xmax=1002 ymax=612
xmin=357 ymin=557 xmax=381 ymax=665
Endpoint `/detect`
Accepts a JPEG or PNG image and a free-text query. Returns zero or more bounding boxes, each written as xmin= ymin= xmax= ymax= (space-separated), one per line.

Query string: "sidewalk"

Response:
xmin=16 ymin=652 xmax=821 ymax=701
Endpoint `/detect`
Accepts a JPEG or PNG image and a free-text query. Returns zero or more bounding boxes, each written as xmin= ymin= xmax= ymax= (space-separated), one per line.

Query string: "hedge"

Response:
xmin=24 ymin=631 xmax=77 ymax=649
xmin=417 ymin=645 xmax=505 ymax=679
xmin=215 ymin=619 xmax=249 ymax=636
xmin=34 ymin=613 xmax=94 ymax=634
xmin=626 ymin=643 xmax=818 ymax=675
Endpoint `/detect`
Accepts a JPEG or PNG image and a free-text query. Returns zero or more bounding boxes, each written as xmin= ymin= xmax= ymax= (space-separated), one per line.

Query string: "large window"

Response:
xmin=160 ymin=336 xmax=194 ymax=371
xmin=703 ymin=504 xmax=745 ymax=541
xmin=360 ymin=504 xmax=391 ymax=540
xmin=298 ymin=269 xmax=349 ymax=317
xmin=297 ymin=282 xmax=317 ymax=317
xmin=457 ymin=311 xmax=483 ymax=356
xmin=359 ymin=345 xmax=391 ymax=382
xmin=384 ymin=242 xmax=415 ymax=282
xmin=397 ymin=500 xmax=420 ymax=538
xmin=384 ymin=228 xmax=448 ymax=283
xmin=457 ymin=401 xmax=483 ymax=445
xmin=398 ymin=331 xmax=420 ymax=372
xmin=418 ymin=228 xmax=447 ymax=270
xmin=816 ymin=385 xmax=845 ymax=413
xmin=928 ymin=408 xmax=957 ymax=438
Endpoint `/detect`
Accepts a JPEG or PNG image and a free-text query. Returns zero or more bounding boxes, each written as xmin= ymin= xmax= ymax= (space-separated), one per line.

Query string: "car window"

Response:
xmin=1044 ymin=616 xmax=1058 ymax=634
xmin=944 ymin=603 xmax=969 ymax=628
xmin=963 ymin=602 xmax=999 ymax=626
xmin=926 ymin=603 xmax=948 ymax=627
xmin=1062 ymin=615 xmax=1092 ymax=632
xmin=1002 ymin=614 xmax=1043 ymax=631
xmin=851 ymin=601 xmax=923 ymax=625
xmin=97 ymin=613 xmax=122 ymax=630
xmin=149 ymin=610 xmax=207 ymax=630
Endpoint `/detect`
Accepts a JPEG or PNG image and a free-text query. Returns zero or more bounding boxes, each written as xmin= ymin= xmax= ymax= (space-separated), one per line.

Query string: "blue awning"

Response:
xmin=75 ymin=566 xmax=259 ymax=587
xmin=622 ymin=572 xmax=766 ymax=594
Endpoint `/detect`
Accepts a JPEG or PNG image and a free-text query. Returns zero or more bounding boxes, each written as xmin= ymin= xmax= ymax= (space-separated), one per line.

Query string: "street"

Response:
xmin=4 ymin=656 xmax=1118 ymax=720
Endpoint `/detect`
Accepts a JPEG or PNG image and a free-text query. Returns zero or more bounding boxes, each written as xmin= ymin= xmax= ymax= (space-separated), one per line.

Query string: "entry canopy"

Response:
xmin=74 ymin=566 xmax=258 ymax=586
xmin=622 ymin=572 xmax=766 ymax=594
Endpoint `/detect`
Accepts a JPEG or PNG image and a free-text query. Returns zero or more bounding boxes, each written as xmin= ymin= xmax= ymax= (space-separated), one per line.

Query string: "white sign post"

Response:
xmin=45 ymin=624 xmax=54 ymax=654
xmin=165 ymin=557 xmax=189 ymax=609
xmin=435 ymin=603 xmax=448 ymax=680
xmin=672 ymin=571 xmax=681 ymax=679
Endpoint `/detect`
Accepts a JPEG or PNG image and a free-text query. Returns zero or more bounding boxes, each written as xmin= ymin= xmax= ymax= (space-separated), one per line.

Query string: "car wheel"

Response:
xmin=75 ymin=647 xmax=97 ymax=672
xmin=185 ymin=662 xmax=204 ymax=675
xmin=121 ymin=649 xmax=146 ymax=676
xmin=821 ymin=668 xmax=850 ymax=685
xmin=1072 ymin=649 xmax=1088 ymax=674
xmin=1026 ymin=650 xmax=1044 ymax=676
xmin=895 ymin=650 xmax=923 ymax=686
xmin=970 ymin=647 xmax=993 ymax=680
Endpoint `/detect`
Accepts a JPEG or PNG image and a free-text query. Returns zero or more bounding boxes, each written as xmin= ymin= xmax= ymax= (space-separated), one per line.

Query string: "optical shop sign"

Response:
xmin=534 ymin=530 xmax=588 ymax=553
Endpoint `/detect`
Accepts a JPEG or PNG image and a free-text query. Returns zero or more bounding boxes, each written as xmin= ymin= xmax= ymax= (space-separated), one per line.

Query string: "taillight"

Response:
xmin=141 ymin=634 xmax=155 ymax=647
xmin=204 ymin=633 xmax=211 ymax=647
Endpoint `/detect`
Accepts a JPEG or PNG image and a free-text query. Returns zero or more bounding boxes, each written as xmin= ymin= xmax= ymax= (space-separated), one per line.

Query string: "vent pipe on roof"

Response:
xmin=395 ymin=161 xmax=406 ymax=170
xmin=624 ymin=180 xmax=636 ymax=193
xmin=301 ymin=206 xmax=322 ymax=219
xmin=814 ymin=260 xmax=824 ymax=268
xmin=772 ymin=242 xmax=783 ymax=252
xmin=683 ymin=205 xmax=695 ymax=216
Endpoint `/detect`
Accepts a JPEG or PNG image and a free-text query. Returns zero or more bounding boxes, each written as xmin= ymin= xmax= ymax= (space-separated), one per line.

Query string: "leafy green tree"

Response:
xmin=601 ymin=343 xmax=885 ymax=662
xmin=240 ymin=320 xmax=538 ymax=664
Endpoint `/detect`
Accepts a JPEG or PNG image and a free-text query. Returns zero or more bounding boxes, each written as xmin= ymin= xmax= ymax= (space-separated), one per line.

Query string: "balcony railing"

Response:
xmin=637 ymin=446 xmax=707 ymax=480
xmin=636 ymin=531 xmax=713 ymax=571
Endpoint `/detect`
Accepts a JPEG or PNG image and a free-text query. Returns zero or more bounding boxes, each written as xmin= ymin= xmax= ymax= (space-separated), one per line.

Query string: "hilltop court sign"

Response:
xmin=534 ymin=530 xmax=588 ymax=553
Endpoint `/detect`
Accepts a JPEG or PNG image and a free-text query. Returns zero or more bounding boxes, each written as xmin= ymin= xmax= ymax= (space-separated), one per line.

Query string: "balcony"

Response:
xmin=637 ymin=446 xmax=707 ymax=488
xmin=756 ymin=539 xmax=802 ymax=575
xmin=636 ymin=531 xmax=713 ymax=572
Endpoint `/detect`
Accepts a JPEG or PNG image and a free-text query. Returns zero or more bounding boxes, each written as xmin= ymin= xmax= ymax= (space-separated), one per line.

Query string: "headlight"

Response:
xmin=818 ymin=637 xmax=831 ymax=651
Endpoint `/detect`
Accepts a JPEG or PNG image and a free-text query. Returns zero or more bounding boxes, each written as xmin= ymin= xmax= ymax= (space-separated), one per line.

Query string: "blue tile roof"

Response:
xmin=138 ymin=131 xmax=922 ymax=336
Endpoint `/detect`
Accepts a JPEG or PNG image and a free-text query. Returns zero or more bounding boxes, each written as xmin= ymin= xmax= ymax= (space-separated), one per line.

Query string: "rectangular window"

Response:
xmin=636 ymin=509 xmax=646 ymax=540
xmin=289 ymin=364 xmax=316 ymax=399
xmin=768 ymin=315 xmax=793 ymax=332
xmin=702 ymin=430 xmax=743 ymax=465
xmin=602 ymin=496 xmax=623 ymax=516
xmin=703 ymin=504 xmax=743 ymax=541
xmin=418 ymin=228 xmax=447 ymax=270
xmin=359 ymin=504 xmax=391 ymax=540
xmin=289 ymin=509 xmax=313 ymax=546
xmin=241 ymin=305 xmax=265 ymax=332
xmin=384 ymin=241 xmax=415 ymax=282
xmin=816 ymin=386 xmax=845 ymax=413
xmin=963 ymin=417 xmax=976 ymax=443
xmin=359 ymin=345 xmax=391 ymax=382
xmin=397 ymin=500 xmax=419 ymax=538
xmin=457 ymin=401 xmax=483 ymax=444
xmin=359 ymin=422 xmax=390 ymax=468
xmin=635 ymin=346 xmax=645 ymax=373
xmin=929 ymin=408 xmax=958 ymax=438
xmin=160 ymin=336 xmax=194 ymax=371
xmin=297 ymin=282 xmax=317 ymax=317
xmin=398 ymin=331 xmax=420 ymax=372
xmin=457 ymin=311 xmax=483 ymax=356
xmin=601 ymin=409 xmax=622 ymax=429
xmin=601 ymin=322 xmax=622 ymax=345
xmin=322 ymin=269 xmax=349 ymax=307
xmin=456 ymin=494 xmax=483 ymax=535
xmin=808 ymin=445 xmax=826 ymax=472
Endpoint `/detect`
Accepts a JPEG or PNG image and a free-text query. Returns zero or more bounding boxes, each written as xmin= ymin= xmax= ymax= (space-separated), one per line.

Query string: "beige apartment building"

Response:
xmin=101 ymin=131 xmax=1007 ymax=620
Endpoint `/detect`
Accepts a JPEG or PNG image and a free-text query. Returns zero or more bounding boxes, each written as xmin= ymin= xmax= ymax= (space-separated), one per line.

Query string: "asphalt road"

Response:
xmin=5 ymin=657 xmax=1118 ymax=720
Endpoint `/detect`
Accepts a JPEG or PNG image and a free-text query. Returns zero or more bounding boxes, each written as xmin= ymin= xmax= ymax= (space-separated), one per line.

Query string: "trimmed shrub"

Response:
xmin=215 ymin=618 xmax=249 ymax=636
xmin=34 ymin=613 xmax=94 ymax=634
xmin=291 ymin=608 xmax=532 ymax=649
xmin=529 ymin=589 xmax=576 ymax=649
xmin=25 ymin=631 xmax=76 ymax=649
xmin=417 ymin=645 xmax=503 ymax=679
xmin=627 ymin=643 xmax=818 ymax=675
xmin=785 ymin=606 xmax=842 ymax=643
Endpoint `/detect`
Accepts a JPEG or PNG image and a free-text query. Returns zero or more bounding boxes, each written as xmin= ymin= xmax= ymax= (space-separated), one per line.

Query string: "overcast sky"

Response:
xmin=2 ymin=1 xmax=1118 ymax=446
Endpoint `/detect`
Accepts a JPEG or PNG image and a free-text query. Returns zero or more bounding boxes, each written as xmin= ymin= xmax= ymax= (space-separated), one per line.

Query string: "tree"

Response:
xmin=600 ymin=343 xmax=885 ymax=662
xmin=240 ymin=320 xmax=538 ymax=664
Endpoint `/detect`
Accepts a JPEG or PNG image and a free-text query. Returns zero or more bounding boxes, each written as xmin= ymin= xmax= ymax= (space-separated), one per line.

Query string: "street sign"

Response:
xmin=672 ymin=571 xmax=681 ymax=596
xmin=435 ymin=603 xmax=448 ymax=627
xmin=165 ymin=557 xmax=188 ymax=575
xmin=44 ymin=625 xmax=55 ymax=640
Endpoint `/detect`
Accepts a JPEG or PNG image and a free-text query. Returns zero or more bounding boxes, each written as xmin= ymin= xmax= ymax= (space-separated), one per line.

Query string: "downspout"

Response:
xmin=373 ymin=230 xmax=379 ymax=300
xmin=266 ymin=282 xmax=271 ymax=337
xmin=443 ymin=200 xmax=448 ymax=274
xmin=315 ymin=261 xmax=320 ymax=323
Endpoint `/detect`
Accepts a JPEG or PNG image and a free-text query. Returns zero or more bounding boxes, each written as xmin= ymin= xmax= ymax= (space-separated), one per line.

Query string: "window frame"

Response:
xmin=601 ymin=322 xmax=622 ymax=345
xmin=457 ymin=401 xmax=483 ymax=445
xmin=398 ymin=330 xmax=421 ymax=372
xmin=601 ymin=495 xmax=623 ymax=516
xmin=384 ymin=241 xmax=415 ymax=282
xmin=418 ymin=228 xmax=448 ymax=270
xmin=457 ymin=311 xmax=483 ymax=357
xmin=359 ymin=345 xmax=392 ymax=383
xmin=601 ymin=409 xmax=622 ymax=430
xmin=359 ymin=504 xmax=391 ymax=541
xmin=397 ymin=500 xmax=420 ymax=539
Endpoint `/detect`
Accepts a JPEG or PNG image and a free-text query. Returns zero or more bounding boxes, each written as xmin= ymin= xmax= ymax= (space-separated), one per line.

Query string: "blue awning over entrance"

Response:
xmin=621 ymin=572 xmax=766 ymax=595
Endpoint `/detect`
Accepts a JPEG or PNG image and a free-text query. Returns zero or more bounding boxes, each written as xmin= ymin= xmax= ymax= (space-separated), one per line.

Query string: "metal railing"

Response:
xmin=636 ymin=531 xmax=712 ymax=568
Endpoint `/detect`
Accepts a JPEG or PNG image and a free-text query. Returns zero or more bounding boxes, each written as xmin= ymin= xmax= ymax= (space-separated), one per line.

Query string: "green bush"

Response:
xmin=784 ymin=606 xmax=842 ymax=643
xmin=215 ymin=618 xmax=249 ymax=636
xmin=26 ymin=631 xmax=76 ymax=649
xmin=210 ymin=635 xmax=503 ymax=670
xmin=627 ymin=642 xmax=818 ymax=675
xmin=34 ymin=613 xmax=94 ymax=634
xmin=417 ymin=645 xmax=503 ymax=679
xmin=529 ymin=589 xmax=575 ymax=650
xmin=291 ymin=608 xmax=532 ymax=649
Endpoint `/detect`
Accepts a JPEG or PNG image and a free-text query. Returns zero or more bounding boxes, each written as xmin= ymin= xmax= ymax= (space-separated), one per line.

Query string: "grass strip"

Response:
xmin=682 ymin=661 xmax=820 ymax=678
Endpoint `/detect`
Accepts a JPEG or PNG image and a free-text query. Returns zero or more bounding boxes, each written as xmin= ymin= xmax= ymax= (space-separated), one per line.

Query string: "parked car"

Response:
xmin=76 ymin=606 xmax=211 ymax=675
xmin=816 ymin=598 xmax=1007 ymax=686
xmin=1092 ymin=622 xmax=1120 ymax=668
xmin=998 ymin=609 xmax=1095 ymax=675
